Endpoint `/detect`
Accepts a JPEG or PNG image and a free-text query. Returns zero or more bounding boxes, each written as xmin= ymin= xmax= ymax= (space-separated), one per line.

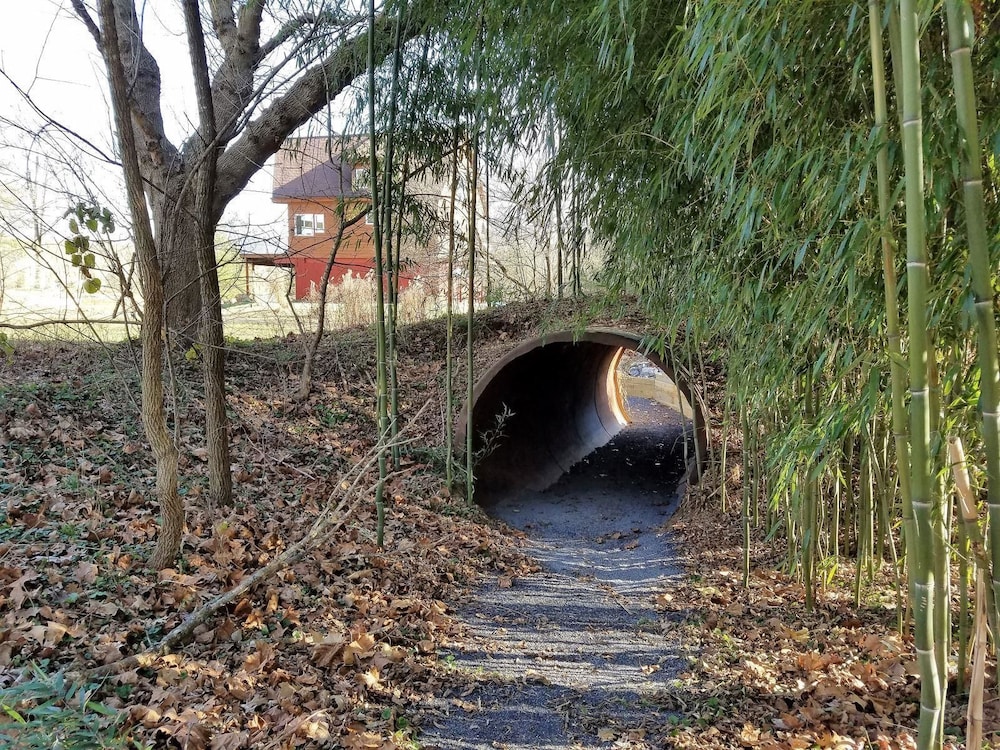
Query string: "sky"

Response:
xmin=0 ymin=0 xmax=289 ymax=244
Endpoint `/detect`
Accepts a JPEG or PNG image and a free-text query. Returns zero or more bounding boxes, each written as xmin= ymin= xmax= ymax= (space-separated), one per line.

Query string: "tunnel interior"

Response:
xmin=457 ymin=330 xmax=706 ymax=503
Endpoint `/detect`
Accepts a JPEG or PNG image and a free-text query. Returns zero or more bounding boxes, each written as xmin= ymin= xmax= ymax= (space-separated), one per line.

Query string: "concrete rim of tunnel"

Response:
xmin=454 ymin=327 xmax=708 ymax=498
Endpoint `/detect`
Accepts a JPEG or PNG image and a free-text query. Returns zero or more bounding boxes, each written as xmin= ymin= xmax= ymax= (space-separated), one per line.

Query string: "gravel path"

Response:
xmin=421 ymin=399 xmax=691 ymax=749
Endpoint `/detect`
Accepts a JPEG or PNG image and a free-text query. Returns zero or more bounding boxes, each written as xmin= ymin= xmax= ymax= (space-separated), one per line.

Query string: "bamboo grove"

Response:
xmin=353 ymin=1 xmax=1000 ymax=742
xmin=439 ymin=0 xmax=1000 ymax=747
xmin=86 ymin=0 xmax=1000 ymax=745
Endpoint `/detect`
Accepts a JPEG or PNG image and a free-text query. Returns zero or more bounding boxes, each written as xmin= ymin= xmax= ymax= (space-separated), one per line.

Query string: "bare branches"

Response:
xmin=0 ymin=319 xmax=135 ymax=330
xmin=214 ymin=10 xmax=405 ymax=213
xmin=78 ymin=404 xmax=427 ymax=681
xmin=69 ymin=0 xmax=102 ymax=47
xmin=207 ymin=0 xmax=238 ymax=50
xmin=0 ymin=72 xmax=117 ymax=166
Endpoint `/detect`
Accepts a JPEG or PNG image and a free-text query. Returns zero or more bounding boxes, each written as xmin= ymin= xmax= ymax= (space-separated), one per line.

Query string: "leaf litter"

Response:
xmin=0 ymin=301 xmax=996 ymax=748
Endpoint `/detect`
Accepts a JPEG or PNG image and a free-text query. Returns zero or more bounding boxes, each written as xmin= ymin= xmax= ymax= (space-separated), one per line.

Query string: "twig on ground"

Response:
xmin=78 ymin=403 xmax=429 ymax=680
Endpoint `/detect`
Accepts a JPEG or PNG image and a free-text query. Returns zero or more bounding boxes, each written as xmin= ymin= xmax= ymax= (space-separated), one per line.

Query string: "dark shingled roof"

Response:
xmin=272 ymin=159 xmax=370 ymax=200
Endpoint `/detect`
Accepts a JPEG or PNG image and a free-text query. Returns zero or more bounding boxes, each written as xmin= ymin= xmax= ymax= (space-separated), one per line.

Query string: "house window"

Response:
xmin=352 ymin=168 xmax=369 ymax=192
xmin=294 ymin=213 xmax=325 ymax=236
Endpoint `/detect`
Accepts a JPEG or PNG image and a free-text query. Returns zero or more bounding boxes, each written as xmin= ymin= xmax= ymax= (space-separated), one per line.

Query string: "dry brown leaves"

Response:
xmin=0 ymin=337 xmax=533 ymax=748
xmin=660 ymin=480 xmax=999 ymax=750
xmin=3 ymin=304 xmax=994 ymax=749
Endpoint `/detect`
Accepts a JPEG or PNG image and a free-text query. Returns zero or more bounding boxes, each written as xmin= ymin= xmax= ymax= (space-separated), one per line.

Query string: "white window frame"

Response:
xmin=294 ymin=213 xmax=325 ymax=236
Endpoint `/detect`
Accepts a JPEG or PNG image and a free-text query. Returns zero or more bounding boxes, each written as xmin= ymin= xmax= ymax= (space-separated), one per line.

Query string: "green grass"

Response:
xmin=0 ymin=664 xmax=147 ymax=750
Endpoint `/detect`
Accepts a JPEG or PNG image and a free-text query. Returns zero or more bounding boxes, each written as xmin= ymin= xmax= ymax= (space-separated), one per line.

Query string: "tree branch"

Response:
xmin=69 ymin=0 xmax=102 ymax=47
xmin=258 ymin=10 xmax=363 ymax=59
xmin=73 ymin=0 xmax=180 ymax=177
xmin=214 ymin=9 xmax=415 ymax=214
xmin=207 ymin=0 xmax=237 ymax=51
xmin=236 ymin=0 xmax=266 ymax=50
xmin=77 ymin=407 xmax=426 ymax=680
xmin=0 ymin=319 xmax=137 ymax=331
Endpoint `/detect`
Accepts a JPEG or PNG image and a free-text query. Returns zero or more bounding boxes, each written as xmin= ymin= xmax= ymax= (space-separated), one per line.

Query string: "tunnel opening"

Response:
xmin=456 ymin=328 xmax=706 ymax=504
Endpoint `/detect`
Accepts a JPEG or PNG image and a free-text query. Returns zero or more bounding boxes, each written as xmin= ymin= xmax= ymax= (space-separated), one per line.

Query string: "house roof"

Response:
xmin=272 ymin=136 xmax=371 ymax=201
xmin=273 ymin=159 xmax=370 ymax=201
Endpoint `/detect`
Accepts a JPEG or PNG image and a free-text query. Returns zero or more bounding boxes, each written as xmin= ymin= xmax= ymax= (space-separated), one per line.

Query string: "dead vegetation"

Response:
xmin=0 ymin=301 xmax=994 ymax=748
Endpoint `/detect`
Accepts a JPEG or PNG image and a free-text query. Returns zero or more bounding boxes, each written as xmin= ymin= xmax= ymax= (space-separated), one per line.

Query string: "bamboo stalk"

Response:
xmin=928 ymin=353 xmax=950 ymax=704
xmin=868 ymin=0 xmax=915 ymax=594
xmin=720 ymin=394 xmax=730 ymax=515
xmin=945 ymin=0 xmax=1000 ymax=637
xmin=856 ymin=420 xmax=874 ymax=606
xmin=898 ymin=1 xmax=944 ymax=745
xmin=803 ymin=367 xmax=816 ymax=612
xmin=687 ymin=337 xmax=705 ymax=477
xmin=832 ymin=448 xmax=841 ymax=559
xmin=950 ymin=436 xmax=975 ymax=693
xmin=950 ymin=437 xmax=1000 ymax=673
xmin=741 ymin=398 xmax=751 ymax=586
xmin=466 ymin=134 xmax=479 ymax=503
xmin=967 ymin=569 xmax=986 ymax=750
xmin=445 ymin=128 xmax=459 ymax=492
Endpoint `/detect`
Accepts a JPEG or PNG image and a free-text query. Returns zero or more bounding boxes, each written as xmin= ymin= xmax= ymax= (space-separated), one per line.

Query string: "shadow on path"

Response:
xmin=421 ymin=400 xmax=692 ymax=749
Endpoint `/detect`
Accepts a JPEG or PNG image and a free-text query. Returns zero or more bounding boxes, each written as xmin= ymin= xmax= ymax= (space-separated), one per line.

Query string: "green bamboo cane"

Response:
xmin=899 ymin=1 xmax=943 ymax=745
xmin=741 ymin=397 xmax=751 ymax=587
xmin=466 ymin=133 xmax=479 ymax=503
xmin=831 ymin=448 xmax=841 ymax=559
xmin=868 ymin=0 xmax=914 ymax=584
xmin=856 ymin=419 xmax=873 ymax=606
xmin=686 ymin=335 xmax=705 ymax=476
xmin=803 ymin=366 xmax=816 ymax=612
xmin=445 ymin=129 xmax=459 ymax=492
xmin=928 ymin=352 xmax=950 ymax=703
xmin=720 ymin=394 xmax=730 ymax=515
xmin=845 ymin=435 xmax=857 ymax=561
xmin=951 ymin=437 xmax=973 ymax=692
xmin=945 ymin=0 xmax=1000 ymax=635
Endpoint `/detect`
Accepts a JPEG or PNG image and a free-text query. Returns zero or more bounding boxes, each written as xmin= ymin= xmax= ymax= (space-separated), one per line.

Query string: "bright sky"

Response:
xmin=0 ymin=0 xmax=285 ymax=242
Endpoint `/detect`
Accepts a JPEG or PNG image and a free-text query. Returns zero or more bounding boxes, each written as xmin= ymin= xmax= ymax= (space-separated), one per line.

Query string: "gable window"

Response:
xmin=294 ymin=213 xmax=325 ymax=236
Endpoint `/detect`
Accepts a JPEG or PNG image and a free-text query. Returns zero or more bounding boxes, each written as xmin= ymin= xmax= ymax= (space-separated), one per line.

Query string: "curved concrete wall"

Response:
xmin=456 ymin=328 xmax=707 ymax=501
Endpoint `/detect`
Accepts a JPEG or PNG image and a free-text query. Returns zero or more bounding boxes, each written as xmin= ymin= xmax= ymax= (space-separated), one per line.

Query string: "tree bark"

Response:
xmin=74 ymin=0 xmax=424 ymax=335
xmin=182 ymin=0 xmax=232 ymax=507
xmin=98 ymin=0 xmax=183 ymax=571
xmin=298 ymin=205 xmax=365 ymax=401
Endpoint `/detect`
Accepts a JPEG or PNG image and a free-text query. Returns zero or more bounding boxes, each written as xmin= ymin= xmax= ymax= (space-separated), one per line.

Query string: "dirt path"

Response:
xmin=420 ymin=401 xmax=691 ymax=749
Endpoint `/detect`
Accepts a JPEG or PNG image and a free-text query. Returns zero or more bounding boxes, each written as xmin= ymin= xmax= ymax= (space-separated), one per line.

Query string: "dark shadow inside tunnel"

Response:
xmin=456 ymin=329 xmax=705 ymax=503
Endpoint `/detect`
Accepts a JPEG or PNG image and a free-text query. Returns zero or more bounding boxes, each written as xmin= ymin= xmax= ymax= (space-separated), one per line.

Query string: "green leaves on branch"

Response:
xmin=63 ymin=203 xmax=114 ymax=294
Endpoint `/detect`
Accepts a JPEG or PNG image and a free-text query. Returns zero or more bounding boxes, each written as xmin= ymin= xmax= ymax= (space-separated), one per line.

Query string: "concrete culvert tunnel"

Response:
xmin=456 ymin=328 xmax=707 ymax=502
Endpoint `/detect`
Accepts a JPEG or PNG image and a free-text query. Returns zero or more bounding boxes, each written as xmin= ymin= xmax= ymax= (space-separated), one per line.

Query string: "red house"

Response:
xmin=267 ymin=137 xmax=425 ymax=300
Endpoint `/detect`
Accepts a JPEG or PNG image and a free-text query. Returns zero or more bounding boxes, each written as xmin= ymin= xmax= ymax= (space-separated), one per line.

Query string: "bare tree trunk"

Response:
xmin=182 ymin=0 xmax=231 ymax=507
xmin=99 ymin=0 xmax=183 ymax=570
xmin=368 ymin=0 xmax=390 ymax=547
xmin=298 ymin=206 xmax=361 ymax=401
